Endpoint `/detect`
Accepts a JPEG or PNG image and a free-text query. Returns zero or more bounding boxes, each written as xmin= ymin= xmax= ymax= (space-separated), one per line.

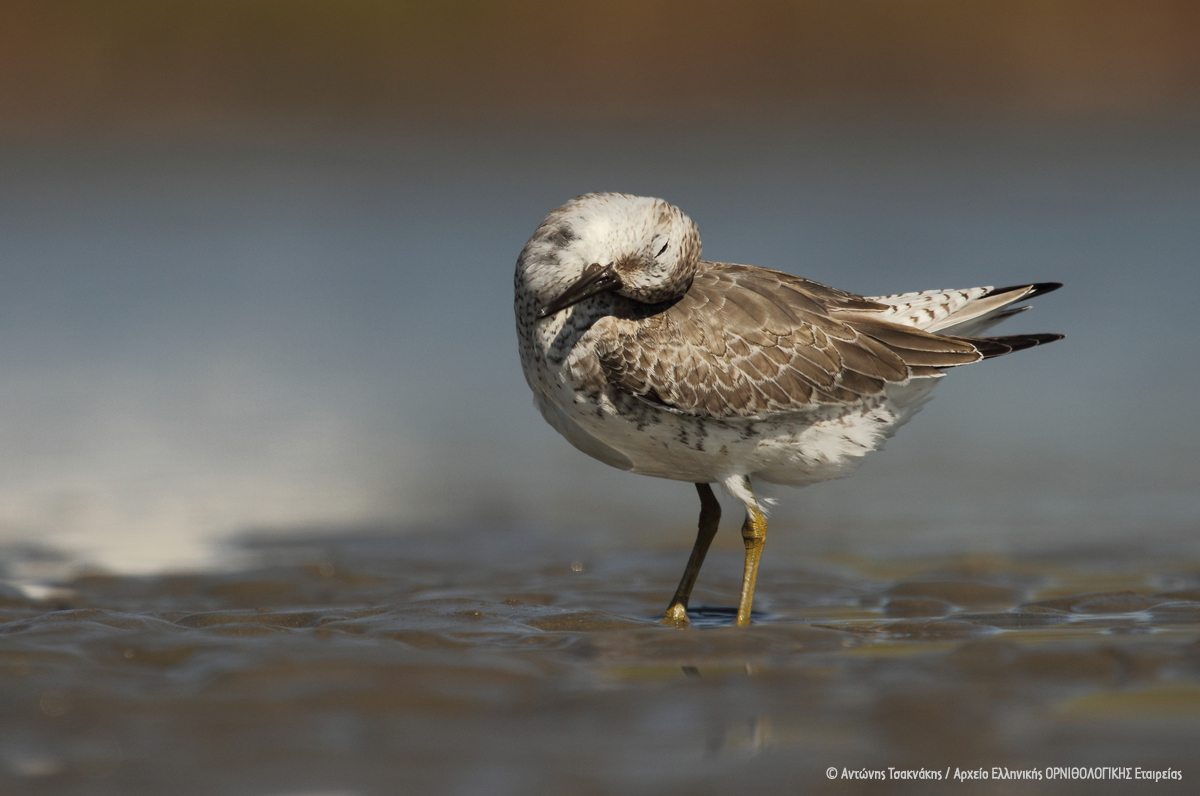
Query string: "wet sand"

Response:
xmin=2 ymin=528 xmax=1199 ymax=795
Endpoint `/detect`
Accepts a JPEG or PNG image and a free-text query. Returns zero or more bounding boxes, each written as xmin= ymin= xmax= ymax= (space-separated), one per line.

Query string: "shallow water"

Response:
xmin=3 ymin=527 xmax=1198 ymax=795
xmin=1 ymin=123 xmax=1198 ymax=793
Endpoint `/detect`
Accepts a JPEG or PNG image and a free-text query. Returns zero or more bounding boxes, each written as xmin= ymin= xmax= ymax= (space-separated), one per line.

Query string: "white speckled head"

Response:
xmin=515 ymin=193 xmax=702 ymax=319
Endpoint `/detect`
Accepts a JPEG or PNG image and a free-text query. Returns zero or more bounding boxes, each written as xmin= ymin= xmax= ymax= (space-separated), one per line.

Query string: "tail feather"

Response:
xmin=972 ymin=333 xmax=1065 ymax=359
xmin=866 ymin=281 xmax=1062 ymax=337
xmin=982 ymin=282 xmax=1063 ymax=300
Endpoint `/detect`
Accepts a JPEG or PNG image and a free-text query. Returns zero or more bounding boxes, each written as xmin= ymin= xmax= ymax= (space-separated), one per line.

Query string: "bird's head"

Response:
xmin=516 ymin=193 xmax=702 ymax=319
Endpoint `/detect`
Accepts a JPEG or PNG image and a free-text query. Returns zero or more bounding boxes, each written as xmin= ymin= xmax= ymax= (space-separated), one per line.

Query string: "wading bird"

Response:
xmin=514 ymin=193 xmax=1061 ymax=627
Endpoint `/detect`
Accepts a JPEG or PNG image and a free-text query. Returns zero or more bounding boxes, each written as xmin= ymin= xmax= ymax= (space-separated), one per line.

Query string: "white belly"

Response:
xmin=536 ymin=375 xmax=941 ymax=488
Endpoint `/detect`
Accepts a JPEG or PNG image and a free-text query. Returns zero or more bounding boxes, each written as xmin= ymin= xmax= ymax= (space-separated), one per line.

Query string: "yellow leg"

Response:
xmin=662 ymin=483 xmax=722 ymax=628
xmin=736 ymin=493 xmax=768 ymax=627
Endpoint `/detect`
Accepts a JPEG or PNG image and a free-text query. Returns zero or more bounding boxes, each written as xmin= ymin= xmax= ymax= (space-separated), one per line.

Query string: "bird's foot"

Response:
xmin=661 ymin=603 xmax=691 ymax=628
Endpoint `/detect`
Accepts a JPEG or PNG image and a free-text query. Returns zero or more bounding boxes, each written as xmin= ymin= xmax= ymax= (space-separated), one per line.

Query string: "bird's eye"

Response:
xmin=655 ymin=241 xmax=669 ymax=257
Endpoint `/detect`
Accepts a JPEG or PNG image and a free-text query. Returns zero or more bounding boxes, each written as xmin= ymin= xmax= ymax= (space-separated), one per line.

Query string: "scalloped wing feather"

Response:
xmin=596 ymin=263 xmax=987 ymax=420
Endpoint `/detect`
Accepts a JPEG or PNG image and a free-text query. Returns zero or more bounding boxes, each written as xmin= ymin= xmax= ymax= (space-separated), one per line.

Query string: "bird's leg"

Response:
xmin=662 ymin=483 xmax=722 ymax=628
xmin=736 ymin=482 xmax=768 ymax=627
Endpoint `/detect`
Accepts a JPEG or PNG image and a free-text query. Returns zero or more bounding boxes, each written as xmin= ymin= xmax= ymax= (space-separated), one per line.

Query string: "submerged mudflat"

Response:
xmin=3 ymin=529 xmax=1199 ymax=795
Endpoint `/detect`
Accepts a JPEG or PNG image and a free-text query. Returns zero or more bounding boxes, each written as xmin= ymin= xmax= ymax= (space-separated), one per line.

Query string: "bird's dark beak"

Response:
xmin=536 ymin=263 xmax=622 ymax=319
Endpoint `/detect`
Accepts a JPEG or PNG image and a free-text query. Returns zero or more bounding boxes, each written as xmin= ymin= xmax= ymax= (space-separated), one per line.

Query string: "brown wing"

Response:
xmin=596 ymin=262 xmax=987 ymax=420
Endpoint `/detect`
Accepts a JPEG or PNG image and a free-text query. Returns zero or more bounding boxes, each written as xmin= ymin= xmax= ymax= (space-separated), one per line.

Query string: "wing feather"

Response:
xmin=595 ymin=262 xmax=1015 ymax=420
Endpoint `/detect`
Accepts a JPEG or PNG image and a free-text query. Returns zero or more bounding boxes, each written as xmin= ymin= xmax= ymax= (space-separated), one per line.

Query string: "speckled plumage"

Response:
xmin=514 ymin=193 xmax=1061 ymax=625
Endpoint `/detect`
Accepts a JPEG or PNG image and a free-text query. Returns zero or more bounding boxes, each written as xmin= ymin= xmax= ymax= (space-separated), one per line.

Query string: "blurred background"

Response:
xmin=0 ymin=0 xmax=1197 ymax=574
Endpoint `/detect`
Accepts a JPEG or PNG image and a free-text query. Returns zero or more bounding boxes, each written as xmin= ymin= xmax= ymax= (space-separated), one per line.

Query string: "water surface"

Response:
xmin=3 ymin=527 xmax=1199 ymax=795
xmin=1 ymin=120 xmax=1198 ymax=793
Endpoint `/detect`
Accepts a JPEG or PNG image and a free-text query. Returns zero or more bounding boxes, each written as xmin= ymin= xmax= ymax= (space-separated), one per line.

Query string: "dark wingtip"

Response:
xmin=983 ymin=282 xmax=1063 ymax=300
xmin=975 ymin=332 xmax=1064 ymax=359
